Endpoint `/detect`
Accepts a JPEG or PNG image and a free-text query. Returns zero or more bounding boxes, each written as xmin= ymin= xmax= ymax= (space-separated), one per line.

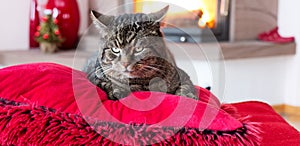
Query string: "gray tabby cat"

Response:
xmin=83 ymin=6 xmax=198 ymax=100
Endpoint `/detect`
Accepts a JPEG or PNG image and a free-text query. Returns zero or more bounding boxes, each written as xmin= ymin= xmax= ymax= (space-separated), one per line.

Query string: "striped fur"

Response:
xmin=83 ymin=7 xmax=197 ymax=100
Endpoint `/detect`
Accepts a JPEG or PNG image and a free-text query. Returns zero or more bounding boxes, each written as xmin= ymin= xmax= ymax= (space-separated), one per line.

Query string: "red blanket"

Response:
xmin=0 ymin=63 xmax=298 ymax=145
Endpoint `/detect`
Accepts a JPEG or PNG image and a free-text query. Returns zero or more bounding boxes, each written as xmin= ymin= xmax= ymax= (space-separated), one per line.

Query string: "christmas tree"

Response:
xmin=35 ymin=14 xmax=64 ymax=44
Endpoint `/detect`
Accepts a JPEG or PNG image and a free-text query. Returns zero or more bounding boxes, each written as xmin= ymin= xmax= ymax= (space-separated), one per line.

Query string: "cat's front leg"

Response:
xmin=111 ymin=88 xmax=131 ymax=100
xmin=93 ymin=78 xmax=117 ymax=100
xmin=100 ymin=81 xmax=131 ymax=100
xmin=175 ymin=84 xmax=198 ymax=100
xmin=175 ymin=69 xmax=198 ymax=100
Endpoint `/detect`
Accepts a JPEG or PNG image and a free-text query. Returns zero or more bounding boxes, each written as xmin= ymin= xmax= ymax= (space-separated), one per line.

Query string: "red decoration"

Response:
xmin=43 ymin=34 xmax=49 ymax=39
xmin=53 ymin=19 xmax=58 ymax=24
xmin=258 ymin=27 xmax=295 ymax=43
xmin=36 ymin=26 xmax=41 ymax=31
xmin=34 ymin=32 xmax=40 ymax=37
xmin=29 ymin=0 xmax=40 ymax=48
xmin=46 ymin=0 xmax=80 ymax=49
xmin=54 ymin=29 xmax=60 ymax=35
xmin=41 ymin=16 xmax=48 ymax=22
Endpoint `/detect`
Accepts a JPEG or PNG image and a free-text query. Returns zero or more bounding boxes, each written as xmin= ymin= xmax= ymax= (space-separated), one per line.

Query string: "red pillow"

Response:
xmin=0 ymin=63 xmax=261 ymax=145
xmin=0 ymin=63 xmax=241 ymax=130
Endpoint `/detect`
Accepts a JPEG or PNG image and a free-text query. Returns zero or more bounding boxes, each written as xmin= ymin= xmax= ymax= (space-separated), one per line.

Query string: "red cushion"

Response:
xmin=0 ymin=63 xmax=241 ymax=130
xmin=1 ymin=63 xmax=299 ymax=145
xmin=231 ymin=101 xmax=300 ymax=145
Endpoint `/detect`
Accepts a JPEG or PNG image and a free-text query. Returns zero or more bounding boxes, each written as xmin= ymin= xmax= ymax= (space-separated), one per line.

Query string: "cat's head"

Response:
xmin=91 ymin=6 xmax=175 ymax=79
xmin=91 ymin=6 xmax=169 ymax=38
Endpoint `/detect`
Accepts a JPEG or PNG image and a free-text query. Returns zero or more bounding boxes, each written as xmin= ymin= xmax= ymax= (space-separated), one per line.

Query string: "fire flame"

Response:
xmin=134 ymin=0 xmax=217 ymax=28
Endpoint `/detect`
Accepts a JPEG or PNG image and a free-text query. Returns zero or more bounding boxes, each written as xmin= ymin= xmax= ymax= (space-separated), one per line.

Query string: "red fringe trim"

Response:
xmin=0 ymin=98 xmax=261 ymax=145
xmin=221 ymin=104 xmax=241 ymax=119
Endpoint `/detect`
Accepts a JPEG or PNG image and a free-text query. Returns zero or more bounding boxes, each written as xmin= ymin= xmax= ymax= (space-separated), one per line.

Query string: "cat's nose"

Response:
xmin=121 ymin=62 xmax=130 ymax=68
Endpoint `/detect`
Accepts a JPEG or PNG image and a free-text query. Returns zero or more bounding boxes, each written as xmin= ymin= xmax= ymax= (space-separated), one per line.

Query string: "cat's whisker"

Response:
xmin=149 ymin=64 xmax=170 ymax=69
xmin=143 ymin=65 xmax=162 ymax=71
xmin=142 ymin=66 xmax=164 ymax=75
xmin=96 ymin=68 xmax=112 ymax=77
xmin=105 ymin=70 xmax=115 ymax=77
xmin=99 ymin=67 xmax=111 ymax=71
xmin=148 ymin=63 xmax=166 ymax=67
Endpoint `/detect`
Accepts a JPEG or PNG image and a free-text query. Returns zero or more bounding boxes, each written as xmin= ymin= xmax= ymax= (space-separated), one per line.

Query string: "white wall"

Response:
xmin=223 ymin=0 xmax=300 ymax=105
xmin=0 ymin=0 xmax=88 ymax=50
xmin=223 ymin=56 xmax=293 ymax=105
xmin=0 ymin=1 xmax=30 ymax=50
xmin=278 ymin=0 xmax=300 ymax=106
xmin=89 ymin=0 xmax=120 ymax=15
xmin=77 ymin=0 xmax=89 ymax=35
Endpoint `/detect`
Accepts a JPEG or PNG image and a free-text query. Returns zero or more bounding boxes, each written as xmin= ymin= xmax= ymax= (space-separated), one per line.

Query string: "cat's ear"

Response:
xmin=149 ymin=5 xmax=169 ymax=22
xmin=91 ymin=10 xmax=114 ymax=30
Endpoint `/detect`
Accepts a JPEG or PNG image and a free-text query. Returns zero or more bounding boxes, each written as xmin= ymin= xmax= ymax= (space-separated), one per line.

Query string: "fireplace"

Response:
xmin=121 ymin=0 xmax=230 ymax=43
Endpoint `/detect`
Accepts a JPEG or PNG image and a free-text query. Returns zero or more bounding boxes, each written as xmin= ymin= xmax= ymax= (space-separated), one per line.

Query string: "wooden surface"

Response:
xmin=0 ymin=49 xmax=91 ymax=70
xmin=272 ymin=104 xmax=285 ymax=114
xmin=220 ymin=41 xmax=296 ymax=60
xmin=272 ymin=104 xmax=300 ymax=122
xmin=230 ymin=0 xmax=278 ymax=41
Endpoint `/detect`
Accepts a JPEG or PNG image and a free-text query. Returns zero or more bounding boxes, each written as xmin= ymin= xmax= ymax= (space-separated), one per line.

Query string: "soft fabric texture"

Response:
xmin=232 ymin=101 xmax=300 ymax=145
xmin=0 ymin=63 xmax=298 ymax=145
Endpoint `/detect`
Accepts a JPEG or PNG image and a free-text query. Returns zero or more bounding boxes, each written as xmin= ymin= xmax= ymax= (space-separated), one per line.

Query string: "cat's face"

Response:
xmin=92 ymin=6 xmax=173 ymax=80
xmin=100 ymin=37 xmax=163 ymax=79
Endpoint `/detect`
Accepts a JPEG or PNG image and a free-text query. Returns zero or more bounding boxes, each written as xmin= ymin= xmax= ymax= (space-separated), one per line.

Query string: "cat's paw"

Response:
xmin=186 ymin=93 xmax=199 ymax=100
xmin=175 ymin=89 xmax=198 ymax=100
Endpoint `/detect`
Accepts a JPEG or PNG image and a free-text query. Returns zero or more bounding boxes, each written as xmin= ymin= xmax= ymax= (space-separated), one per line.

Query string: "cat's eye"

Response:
xmin=111 ymin=47 xmax=121 ymax=54
xmin=135 ymin=47 xmax=144 ymax=53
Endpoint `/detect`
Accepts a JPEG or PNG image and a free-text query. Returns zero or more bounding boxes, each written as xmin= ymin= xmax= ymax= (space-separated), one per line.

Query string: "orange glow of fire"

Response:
xmin=134 ymin=0 xmax=217 ymax=28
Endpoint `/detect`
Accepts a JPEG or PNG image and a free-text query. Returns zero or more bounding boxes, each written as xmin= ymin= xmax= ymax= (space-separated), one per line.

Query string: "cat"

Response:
xmin=83 ymin=6 xmax=198 ymax=100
